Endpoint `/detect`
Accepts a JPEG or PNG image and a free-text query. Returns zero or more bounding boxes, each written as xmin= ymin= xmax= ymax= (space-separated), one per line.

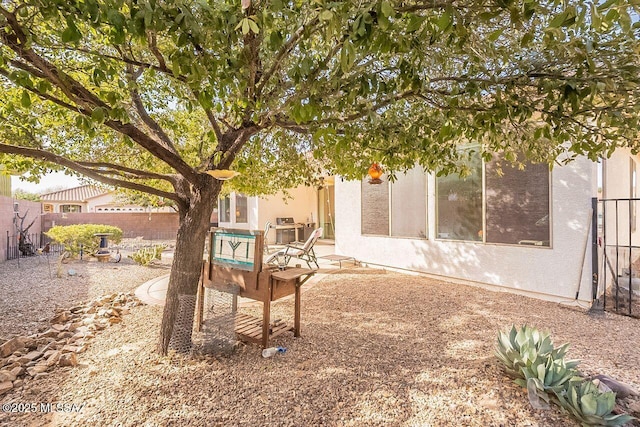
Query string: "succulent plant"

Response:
xmin=495 ymin=325 xmax=580 ymax=408
xmin=517 ymin=352 xmax=581 ymax=408
xmin=495 ymin=325 xmax=567 ymax=377
xmin=496 ymin=325 xmax=636 ymax=425
xmin=555 ymin=379 xmax=636 ymax=426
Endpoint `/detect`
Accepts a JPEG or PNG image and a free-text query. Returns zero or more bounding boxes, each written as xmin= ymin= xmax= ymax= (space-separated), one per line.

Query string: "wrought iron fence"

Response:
xmin=594 ymin=197 xmax=640 ymax=318
xmin=5 ymin=231 xmax=65 ymax=261
xmin=4 ymin=230 xmax=177 ymax=262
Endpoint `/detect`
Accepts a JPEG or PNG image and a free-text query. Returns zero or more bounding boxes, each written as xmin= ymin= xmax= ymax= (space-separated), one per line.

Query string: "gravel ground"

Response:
xmin=1 ymin=258 xmax=639 ymax=426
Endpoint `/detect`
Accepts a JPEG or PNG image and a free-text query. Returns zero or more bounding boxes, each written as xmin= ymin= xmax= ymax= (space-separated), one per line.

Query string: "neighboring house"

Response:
xmin=40 ymin=185 xmax=172 ymax=213
xmin=39 ymin=185 xmax=179 ymax=240
xmin=217 ymin=183 xmax=335 ymax=245
xmin=335 ymin=155 xmax=601 ymax=302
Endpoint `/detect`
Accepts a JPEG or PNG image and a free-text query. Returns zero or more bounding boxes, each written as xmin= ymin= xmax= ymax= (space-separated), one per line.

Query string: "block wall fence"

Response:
xmin=41 ymin=212 xmax=180 ymax=240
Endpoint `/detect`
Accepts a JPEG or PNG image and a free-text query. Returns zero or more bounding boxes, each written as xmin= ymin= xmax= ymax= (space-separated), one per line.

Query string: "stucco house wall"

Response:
xmin=217 ymin=186 xmax=318 ymax=244
xmin=335 ymin=157 xmax=597 ymax=302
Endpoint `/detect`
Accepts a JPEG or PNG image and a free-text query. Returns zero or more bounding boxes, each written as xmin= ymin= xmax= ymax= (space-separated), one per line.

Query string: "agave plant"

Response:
xmin=517 ymin=352 xmax=581 ymax=409
xmin=495 ymin=325 xmax=558 ymax=378
xmin=495 ymin=325 xmax=581 ymax=409
xmin=555 ymin=379 xmax=636 ymax=426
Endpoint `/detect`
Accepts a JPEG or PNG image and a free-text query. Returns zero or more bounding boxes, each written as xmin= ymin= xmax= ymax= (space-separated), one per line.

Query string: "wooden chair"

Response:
xmin=266 ymin=227 xmax=323 ymax=269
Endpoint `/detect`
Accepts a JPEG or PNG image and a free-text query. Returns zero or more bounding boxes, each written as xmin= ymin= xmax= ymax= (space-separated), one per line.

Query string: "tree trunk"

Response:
xmin=158 ymin=180 xmax=220 ymax=354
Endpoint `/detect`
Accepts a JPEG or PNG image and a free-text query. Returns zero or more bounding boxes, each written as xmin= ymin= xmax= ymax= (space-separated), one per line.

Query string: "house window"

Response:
xmin=61 ymin=204 xmax=82 ymax=213
xmin=361 ymin=166 xmax=427 ymax=237
xmin=391 ymin=166 xmax=427 ymax=238
xmin=43 ymin=204 xmax=53 ymax=213
xmin=219 ymin=196 xmax=231 ymax=223
xmin=485 ymin=157 xmax=551 ymax=246
xmin=235 ymin=194 xmax=248 ymax=223
xmin=361 ymin=175 xmax=390 ymax=236
xmin=218 ymin=194 xmax=248 ymax=224
xmin=436 ymin=153 xmax=483 ymax=241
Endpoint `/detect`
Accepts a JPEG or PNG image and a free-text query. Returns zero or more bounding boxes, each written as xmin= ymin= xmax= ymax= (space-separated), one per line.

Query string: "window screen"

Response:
xmin=436 ymin=154 xmax=483 ymax=241
xmin=485 ymin=158 xmax=550 ymax=246
xmin=361 ymin=177 xmax=390 ymax=235
xmin=391 ymin=166 xmax=427 ymax=238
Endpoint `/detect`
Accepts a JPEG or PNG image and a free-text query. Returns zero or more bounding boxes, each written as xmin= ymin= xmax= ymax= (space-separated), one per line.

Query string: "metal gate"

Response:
xmin=594 ymin=197 xmax=640 ymax=318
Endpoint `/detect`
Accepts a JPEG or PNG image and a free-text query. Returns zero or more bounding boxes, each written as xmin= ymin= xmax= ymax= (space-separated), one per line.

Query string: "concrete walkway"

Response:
xmin=135 ymin=241 xmax=355 ymax=306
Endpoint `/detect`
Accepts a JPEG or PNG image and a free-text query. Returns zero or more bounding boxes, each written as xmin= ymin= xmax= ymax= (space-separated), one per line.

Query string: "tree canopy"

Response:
xmin=1 ymin=0 xmax=639 ymax=353
xmin=1 ymin=0 xmax=639 ymax=195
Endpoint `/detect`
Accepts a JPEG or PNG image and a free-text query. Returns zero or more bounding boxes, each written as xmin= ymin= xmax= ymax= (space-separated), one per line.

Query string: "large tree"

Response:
xmin=1 ymin=0 xmax=639 ymax=353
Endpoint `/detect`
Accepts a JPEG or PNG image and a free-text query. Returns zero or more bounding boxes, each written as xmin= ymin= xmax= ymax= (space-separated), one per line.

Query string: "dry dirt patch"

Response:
xmin=1 ymin=265 xmax=639 ymax=426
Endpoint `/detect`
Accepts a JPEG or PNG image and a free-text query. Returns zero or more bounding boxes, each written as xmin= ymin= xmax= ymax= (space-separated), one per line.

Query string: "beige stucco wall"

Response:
xmin=216 ymin=187 xmax=318 ymax=244
xmin=257 ymin=186 xmax=318 ymax=244
xmin=602 ymin=149 xmax=640 ymax=247
xmin=335 ymin=157 xmax=598 ymax=302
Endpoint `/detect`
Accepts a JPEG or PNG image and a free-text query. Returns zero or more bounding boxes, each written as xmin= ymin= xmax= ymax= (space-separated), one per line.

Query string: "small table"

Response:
xmin=233 ymin=267 xmax=315 ymax=348
xmin=319 ymin=254 xmax=357 ymax=268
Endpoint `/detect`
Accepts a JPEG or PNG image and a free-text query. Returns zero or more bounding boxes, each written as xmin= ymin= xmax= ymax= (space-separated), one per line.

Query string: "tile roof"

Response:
xmin=40 ymin=185 xmax=110 ymax=202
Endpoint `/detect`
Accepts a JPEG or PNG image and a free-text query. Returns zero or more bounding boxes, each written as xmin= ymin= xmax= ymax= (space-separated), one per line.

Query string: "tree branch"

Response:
xmin=147 ymin=31 xmax=167 ymax=70
xmin=127 ymin=65 xmax=179 ymax=155
xmin=0 ymin=143 xmax=179 ymax=201
xmin=213 ymin=125 xmax=261 ymax=170
xmin=0 ymin=10 xmax=199 ymax=183
xmin=76 ymin=161 xmax=176 ymax=182
xmin=255 ymin=17 xmax=321 ymax=97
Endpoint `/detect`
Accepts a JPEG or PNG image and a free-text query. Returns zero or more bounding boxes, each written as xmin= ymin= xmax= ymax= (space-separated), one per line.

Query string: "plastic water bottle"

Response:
xmin=262 ymin=346 xmax=286 ymax=358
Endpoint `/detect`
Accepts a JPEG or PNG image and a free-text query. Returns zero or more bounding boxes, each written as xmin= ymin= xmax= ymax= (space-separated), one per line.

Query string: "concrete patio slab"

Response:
xmin=134 ymin=242 xmax=356 ymax=306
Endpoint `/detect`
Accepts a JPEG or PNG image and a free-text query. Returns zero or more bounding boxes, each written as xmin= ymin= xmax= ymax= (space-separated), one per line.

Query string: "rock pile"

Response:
xmin=0 ymin=293 xmax=142 ymax=396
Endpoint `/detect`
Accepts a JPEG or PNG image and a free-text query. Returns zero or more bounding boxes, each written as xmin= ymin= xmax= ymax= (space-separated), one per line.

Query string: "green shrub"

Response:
xmin=46 ymin=224 xmax=123 ymax=256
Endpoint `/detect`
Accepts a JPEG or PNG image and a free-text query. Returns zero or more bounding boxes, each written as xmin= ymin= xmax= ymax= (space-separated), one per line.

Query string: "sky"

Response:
xmin=11 ymin=171 xmax=82 ymax=194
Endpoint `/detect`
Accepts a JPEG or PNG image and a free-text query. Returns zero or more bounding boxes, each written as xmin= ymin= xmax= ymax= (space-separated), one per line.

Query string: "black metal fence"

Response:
xmin=594 ymin=197 xmax=640 ymax=318
xmin=5 ymin=231 xmax=65 ymax=261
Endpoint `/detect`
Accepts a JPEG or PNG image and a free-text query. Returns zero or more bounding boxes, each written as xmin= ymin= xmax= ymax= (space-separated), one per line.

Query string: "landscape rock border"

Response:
xmin=0 ymin=293 xmax=142 ymax=396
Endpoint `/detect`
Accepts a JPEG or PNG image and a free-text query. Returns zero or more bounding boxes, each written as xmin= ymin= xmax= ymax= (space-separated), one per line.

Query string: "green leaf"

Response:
xmin=20 ymin=91 xmax=31 ymax=108
xmin=436 ymin=11 xmax=452 ymax=31
xmin=248 ymin=19 xmax=260 ymax=34
xmin=91 ymin=107 xmax=106 ymax=124
xmin=488 ymin=28 xmax=504 ymax=42
xmin=340 ymin=40 xmax=355 ymax=73
xmin=381 ymin=1 xmax=394 ymax=17
xmin=236 ymin=18 xmax=251 ymax=35
xmin=580 ymin=393 xmax=598 ymax=416
xmin=407 ymin=14 xmax=426 ymax=32
xmin=319 ymin=10 xmax=333 ymax=21
xmin=61 ymin=19 xmax=82 ymax=43
xmin=549 ymin=11 xmax=568 ymax=28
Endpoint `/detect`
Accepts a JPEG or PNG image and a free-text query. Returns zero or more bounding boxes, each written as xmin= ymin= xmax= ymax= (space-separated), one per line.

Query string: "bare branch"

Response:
xmin=76 ymin=161 xmax=176 ymax=182
xmin=212 ymin=125 xmax=261 ymax=170
xmin=147 ymin=31 xmax=167 ymax=70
